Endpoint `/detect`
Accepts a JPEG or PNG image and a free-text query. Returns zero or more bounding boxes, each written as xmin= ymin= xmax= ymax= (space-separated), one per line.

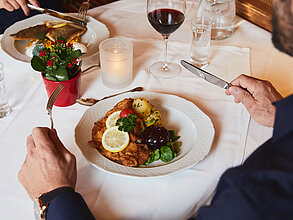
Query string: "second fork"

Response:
xmin=78 ymin=0 xmax=90 ymax=21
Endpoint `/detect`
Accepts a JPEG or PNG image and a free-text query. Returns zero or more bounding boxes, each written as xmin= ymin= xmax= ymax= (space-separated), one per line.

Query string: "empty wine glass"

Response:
xmin=147 ymin=0 xmax=186 ymax=78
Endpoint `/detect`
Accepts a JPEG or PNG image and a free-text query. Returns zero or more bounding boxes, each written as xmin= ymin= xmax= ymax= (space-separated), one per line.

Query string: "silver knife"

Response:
xmin=28 ymin=4 xmax=86 ymax=27
xmin=180 ymin=60 xmax=230 ymax=89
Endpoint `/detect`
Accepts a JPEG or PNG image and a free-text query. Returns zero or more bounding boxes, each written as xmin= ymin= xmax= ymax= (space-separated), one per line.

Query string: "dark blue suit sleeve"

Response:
xmin=196 ymin=95 xmax=293 ymax=220
xmin=47 ymin=191 xmax=95 ymax=220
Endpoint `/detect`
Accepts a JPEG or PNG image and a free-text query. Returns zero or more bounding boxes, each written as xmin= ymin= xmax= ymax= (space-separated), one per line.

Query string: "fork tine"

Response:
xmin=77 ymin=0 xmax=90 ymax=21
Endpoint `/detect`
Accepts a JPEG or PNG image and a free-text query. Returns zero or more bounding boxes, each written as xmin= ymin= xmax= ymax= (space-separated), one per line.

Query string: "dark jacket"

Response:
xmin=197 ymin=94 xmax=293 ymax=220
xmin=47 ymin=191 xmax=95 ymax=220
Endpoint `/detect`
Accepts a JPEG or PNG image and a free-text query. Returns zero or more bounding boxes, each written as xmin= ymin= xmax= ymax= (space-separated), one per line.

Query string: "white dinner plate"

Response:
xmin=1 ymin=14 xmax=109 ymax=62
xmin=75 ymin=91 xmax=215 ymax=178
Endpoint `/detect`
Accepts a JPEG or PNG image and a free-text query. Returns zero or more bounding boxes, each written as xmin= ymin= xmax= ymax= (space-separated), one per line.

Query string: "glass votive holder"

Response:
xmin=99 ymin=37 xmax=133 ymax=88
xmin=0 ymin=63 xmax=11 ymax=119
xmin=190 ymin=17 xmax=212 ymax=68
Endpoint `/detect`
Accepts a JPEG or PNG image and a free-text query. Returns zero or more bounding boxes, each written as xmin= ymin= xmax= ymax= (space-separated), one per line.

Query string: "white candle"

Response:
xmin=99 ymin=38 xmax=133 ymax=88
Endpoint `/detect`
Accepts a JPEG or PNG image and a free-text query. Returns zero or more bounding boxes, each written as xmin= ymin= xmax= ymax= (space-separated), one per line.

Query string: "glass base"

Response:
xmin=149 ymin=61 xmax=181 ymax=79
xmin=190 ymin=58 xmax=209 ymax=69
xmin=0 ymin=106 xmax=11 ymax=119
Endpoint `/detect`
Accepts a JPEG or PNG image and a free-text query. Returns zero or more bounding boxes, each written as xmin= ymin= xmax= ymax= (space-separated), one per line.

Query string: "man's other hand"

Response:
xmin=225 ymin=74 xmax=283 ymax=127
xmin=18 ymin=127 xmax=77 ymax=200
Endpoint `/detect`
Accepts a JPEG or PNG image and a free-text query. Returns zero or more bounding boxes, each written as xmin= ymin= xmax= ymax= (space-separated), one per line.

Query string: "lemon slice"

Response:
xmin=106 ymin=111 xmax=121 ymax=128
xmin=102 ymin=126 xmax=129 ymax=152
xmin=46 ymin=21 xmax=68 ymax=28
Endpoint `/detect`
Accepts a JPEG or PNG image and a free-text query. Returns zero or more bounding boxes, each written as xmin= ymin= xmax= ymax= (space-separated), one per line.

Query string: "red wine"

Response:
xmin=148 ymin=8 xmax=185 ymax=37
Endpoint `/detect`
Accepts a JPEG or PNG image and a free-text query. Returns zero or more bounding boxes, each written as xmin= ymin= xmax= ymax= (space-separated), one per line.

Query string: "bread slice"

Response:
xmin=9 ymin=24 xmax=48 ymax=40
xmin=46 ymin=23 xmax=87 ymax=43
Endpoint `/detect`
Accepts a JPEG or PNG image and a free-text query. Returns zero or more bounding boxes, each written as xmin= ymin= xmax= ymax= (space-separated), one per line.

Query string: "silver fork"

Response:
xmin=77 ymin=0 xmax=90 ymax=21
xmin=46 ymin=84 xmax=64 ymax=129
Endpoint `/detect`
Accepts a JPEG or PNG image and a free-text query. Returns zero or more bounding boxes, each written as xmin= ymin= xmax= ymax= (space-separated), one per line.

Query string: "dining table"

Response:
xmin=1 ymin=0 xmax=293 ymax=219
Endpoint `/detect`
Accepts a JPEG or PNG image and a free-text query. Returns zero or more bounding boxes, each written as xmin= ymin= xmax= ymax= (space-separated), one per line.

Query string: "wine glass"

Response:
xmin=147 ymin=0 xmax=186 ymax=78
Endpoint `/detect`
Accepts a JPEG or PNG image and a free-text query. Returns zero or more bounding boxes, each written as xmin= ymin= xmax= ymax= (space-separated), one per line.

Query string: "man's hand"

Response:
xmin=18 ymin=127 xmax=77 ymax=200
xmin=225 ymin=74 xmax=283 ymax=127
xmin=0 ymin=0 xmax=39 ymax=16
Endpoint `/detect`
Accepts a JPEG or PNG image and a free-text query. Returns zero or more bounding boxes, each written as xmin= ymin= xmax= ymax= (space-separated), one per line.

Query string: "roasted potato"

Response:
xmin=132 ymin=98 xmax=153 ymax=118
xmin=144 ymin=110 xmax=163 ymax=127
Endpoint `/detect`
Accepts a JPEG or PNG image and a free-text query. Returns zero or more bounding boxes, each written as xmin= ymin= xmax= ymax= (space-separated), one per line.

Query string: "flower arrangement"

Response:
xmin=31 ymin=36 xmax=83 ymax=81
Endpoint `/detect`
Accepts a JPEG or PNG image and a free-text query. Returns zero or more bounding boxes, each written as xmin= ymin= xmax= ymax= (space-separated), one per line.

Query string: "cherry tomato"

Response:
xmin=120 ymin=108 xmax=133 ymax=118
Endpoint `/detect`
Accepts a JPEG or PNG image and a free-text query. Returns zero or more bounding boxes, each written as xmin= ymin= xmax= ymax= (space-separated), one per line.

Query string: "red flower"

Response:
xmin=39 ymin=50 xmax=46 ymax=57
xmin=51 ymin=41 xmax=56 ymax=45
xmin=47 ymin=60 xmax=53 ymax=66
xmin=71 ymin=59 xmax=78 ymax=64
xmin=58 ymin=39 xmax=63 ymax=44
xmin=68 ymin=43 xmax=73 ymax=47
xmin=67 ymin=63 xmax=72 ymax=68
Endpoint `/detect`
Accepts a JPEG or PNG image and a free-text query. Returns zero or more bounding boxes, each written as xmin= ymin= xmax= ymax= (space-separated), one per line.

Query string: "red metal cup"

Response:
xmin=42 ymin=70 xmax=81 ymax=107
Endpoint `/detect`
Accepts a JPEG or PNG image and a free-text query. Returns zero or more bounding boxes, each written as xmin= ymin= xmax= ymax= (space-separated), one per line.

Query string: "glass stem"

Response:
xmin=162 ymin=35 xmax=169 ymax=71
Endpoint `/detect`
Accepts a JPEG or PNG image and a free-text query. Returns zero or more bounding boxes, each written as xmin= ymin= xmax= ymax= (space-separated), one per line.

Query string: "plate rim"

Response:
xmin=1 ymin=13 xmax=109 ymax=62
xmin=74 ymin=91 xmax=215 ymax=178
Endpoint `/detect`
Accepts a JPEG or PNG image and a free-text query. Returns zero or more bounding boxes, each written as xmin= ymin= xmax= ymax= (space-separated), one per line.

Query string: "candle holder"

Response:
xmin=99 ymin=38 xmax=133 ymax=88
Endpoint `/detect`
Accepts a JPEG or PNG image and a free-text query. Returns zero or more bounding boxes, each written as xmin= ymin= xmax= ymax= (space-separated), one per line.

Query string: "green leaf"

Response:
xmin=65 ymin=50 xmax=82 ymax=64
xmin=168 ymin=130 xmax=175 ymax=137
xmin=145 ymin=152 xmax=154 ymax=165
xmin=160 ymin=146 xmax=173 ymax=163
xmin=172 ymin=142 xmax=181 ymax=158
xmin=52 ymin=66 xmax=69 ymax=81
xmin=154 ymin=149 xmax=160 ymax=161
xmin=31 ymin=56 xmax=46 ymax=72
xmin=56 ymin=36 xmax=66 ymax=42
xmin=168 ymin=130 xmax=180 ymax=142
xmin=32 ymin=45 xmax=46 ymax=57
xmin=60 ymin=49 xmax=67 ymax=60
xmin=68 ymin=64 xmax=81 ymax=79
xmin=44 ymin=75 xmax=57 ymax=81
xmin=50 ymin=52 xmax=61 ymax=61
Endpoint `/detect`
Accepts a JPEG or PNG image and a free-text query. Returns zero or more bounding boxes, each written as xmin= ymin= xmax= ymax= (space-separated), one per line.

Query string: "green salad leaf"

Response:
xmin=160 ymin=146 xmax=173 ymax=162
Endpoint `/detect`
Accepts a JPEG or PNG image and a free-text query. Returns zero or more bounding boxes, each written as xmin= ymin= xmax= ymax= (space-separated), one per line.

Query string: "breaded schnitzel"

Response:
xmin=89 ymin=98 xmax=150 ymax=167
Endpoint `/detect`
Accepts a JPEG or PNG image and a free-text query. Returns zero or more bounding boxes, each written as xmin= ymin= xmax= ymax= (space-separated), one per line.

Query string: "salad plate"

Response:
xmin=75 ymin=91 xmax=214 ymax=178
xmin=1 ymin=14 xmax=109 ymax=62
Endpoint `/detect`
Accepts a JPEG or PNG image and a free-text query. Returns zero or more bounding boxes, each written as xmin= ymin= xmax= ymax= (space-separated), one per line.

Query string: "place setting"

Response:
xmin=1 ymin=10 xmax=109 ymax=62
xmin=0 ymin=0 xmax=246 ymax=180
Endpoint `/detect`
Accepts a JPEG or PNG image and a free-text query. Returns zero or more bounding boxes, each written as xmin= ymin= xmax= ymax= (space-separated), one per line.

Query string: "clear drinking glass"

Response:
xmin=190 ymin=17 xmax=212 ymax=68
xmin=147 ymin=0 xmax=186 ymax=78
xmin=0 ymin=63 xmax=11 ymax=119
xmin=198 ymin=0 xmax=235 ymax=40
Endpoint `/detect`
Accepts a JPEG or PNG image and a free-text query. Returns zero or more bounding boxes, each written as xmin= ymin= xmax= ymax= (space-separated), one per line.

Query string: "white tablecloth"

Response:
xmin=1 ymin=0 xmax=293 ymax=219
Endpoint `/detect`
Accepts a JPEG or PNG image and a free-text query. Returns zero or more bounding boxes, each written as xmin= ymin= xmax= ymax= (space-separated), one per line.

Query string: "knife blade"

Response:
xmin=28 ymin=4 xmax=86 ymax=27
xmin=180 ymin=60 xmax=230 ymax=89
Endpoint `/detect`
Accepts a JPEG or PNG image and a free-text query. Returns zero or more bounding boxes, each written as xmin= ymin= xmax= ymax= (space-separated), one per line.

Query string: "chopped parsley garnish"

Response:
xmin=116 ymin=114 xmax=137 ymax=133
